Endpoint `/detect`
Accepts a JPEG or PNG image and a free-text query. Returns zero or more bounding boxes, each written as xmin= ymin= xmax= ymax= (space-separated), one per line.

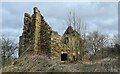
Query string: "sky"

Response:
xmin=1 ymin=2 xmax=118 ymax=43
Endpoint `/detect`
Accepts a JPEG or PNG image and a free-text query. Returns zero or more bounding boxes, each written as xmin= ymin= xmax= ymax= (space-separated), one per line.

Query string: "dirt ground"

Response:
xmin=1 ymin=54 xmax=119 ymax=72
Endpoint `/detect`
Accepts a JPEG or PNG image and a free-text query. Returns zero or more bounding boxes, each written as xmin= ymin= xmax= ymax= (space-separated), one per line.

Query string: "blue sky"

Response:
xmin=1 ymin=2 xmax=118 ymax=43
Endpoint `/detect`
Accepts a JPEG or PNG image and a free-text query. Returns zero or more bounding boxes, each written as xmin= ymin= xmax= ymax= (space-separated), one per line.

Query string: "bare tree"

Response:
xmin=67 ymin=10 xmax=87 ymax=48
xmin=66 ymin=10 xmax=87 ymax=60
xmin=112 ymin=34 xmax=120 ymax=53
xmin=67 ymin=10 xmax=86 ymax=35
xmin=86 ymin=31 xmax=108 ymax=54
xmin=113 ymin=35 xmax=119 ymax=45
xmin=107 ymin=34 xmax=119 ymax=48
xmin=1 ymin=36 xmax=18 ymax=67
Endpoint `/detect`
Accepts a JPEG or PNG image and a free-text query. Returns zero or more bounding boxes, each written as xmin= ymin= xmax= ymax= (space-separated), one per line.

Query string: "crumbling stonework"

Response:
xmin=19 ymin=7 xmax=84 ymax=61
xmin=50 ymin=31 xmax=63 ymax=60
xmin=62 ymin=26 xmax=84 ymax=61
xmin=19 ymin=12 xmax=34 ymax=56
xmin=19 ymin=7 xmax=52 ymax=56
xmin=33 ymin=7 xmax=41 ymax=53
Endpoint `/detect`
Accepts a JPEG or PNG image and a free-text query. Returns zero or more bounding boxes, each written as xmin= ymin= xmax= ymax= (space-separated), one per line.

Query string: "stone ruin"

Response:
xmin=19 ymin=7 xmax=84 ymax=62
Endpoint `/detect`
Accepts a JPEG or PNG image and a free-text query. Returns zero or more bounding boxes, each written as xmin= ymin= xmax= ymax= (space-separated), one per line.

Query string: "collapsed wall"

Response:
xmin=19 ymin=7 xmax=52 ymax=56
xmin=19 ymin=7 xmax=84 ymax=61
xmin=50 ymin=31 xmax=62 ymax=60
xmin=19 ymin=12 xmax=34 ymax=56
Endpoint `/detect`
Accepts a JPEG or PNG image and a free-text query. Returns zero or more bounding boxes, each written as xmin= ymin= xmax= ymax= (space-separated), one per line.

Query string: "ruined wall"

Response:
xmin=19 ymin=13 xmax=34 ymax=56
xmin=62 ymin=26 xmax=84 ymax=61
xmin=40 ymin=18 xmax=52 ymax=55
xmin=50 ymin=31 xmax=62 ymax=60
xmin=33 ymin=7 xmax=41 ymax=53
xmin=19 ymin=7 xmax=84 ymax=61
xmin=19 ymin=7 xmax=52 ymax=56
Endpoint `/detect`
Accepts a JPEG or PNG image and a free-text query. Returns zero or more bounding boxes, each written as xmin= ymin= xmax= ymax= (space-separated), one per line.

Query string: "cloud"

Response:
xmin=45 ymin=17 xmax=67 ymax=35
xmin=1 ymin=2 xmax=118 ymax=42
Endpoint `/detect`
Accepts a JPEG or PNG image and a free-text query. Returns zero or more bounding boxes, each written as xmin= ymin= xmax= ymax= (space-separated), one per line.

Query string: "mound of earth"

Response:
xmin=2 ymin=54 xmax=119 ymax=72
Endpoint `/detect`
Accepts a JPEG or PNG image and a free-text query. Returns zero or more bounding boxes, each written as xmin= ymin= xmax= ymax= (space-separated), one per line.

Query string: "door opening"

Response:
xmin=61 ymin=53 xmax=67 ymax=61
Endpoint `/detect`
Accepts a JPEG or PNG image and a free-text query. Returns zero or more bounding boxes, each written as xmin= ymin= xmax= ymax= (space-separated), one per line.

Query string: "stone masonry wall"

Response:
xmin=19 ymin=7 xmax=84 ymax=61
xmin=19 ymin=13 xmax=34 ymax=56
xmin=19 ymin=7 xmax=52 ymax=56
xmin=50 ymin=31 xmax=62 ymax=60
xmin=33 ymin=7 xmax=41 ymax=53
xmin=40 ymin=18 xmax=52 ymax=55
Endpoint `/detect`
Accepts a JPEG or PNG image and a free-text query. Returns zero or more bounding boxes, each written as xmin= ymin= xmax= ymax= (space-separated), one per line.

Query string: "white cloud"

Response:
xmin=45 ymin=17 xmax=67 ymax=35
xmin=1 ymin=2 xmax=118 ymax=42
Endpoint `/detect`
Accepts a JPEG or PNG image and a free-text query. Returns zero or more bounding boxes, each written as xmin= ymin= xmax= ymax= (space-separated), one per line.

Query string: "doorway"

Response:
xmin=61 ymin=53 xmax=67 ymax=61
